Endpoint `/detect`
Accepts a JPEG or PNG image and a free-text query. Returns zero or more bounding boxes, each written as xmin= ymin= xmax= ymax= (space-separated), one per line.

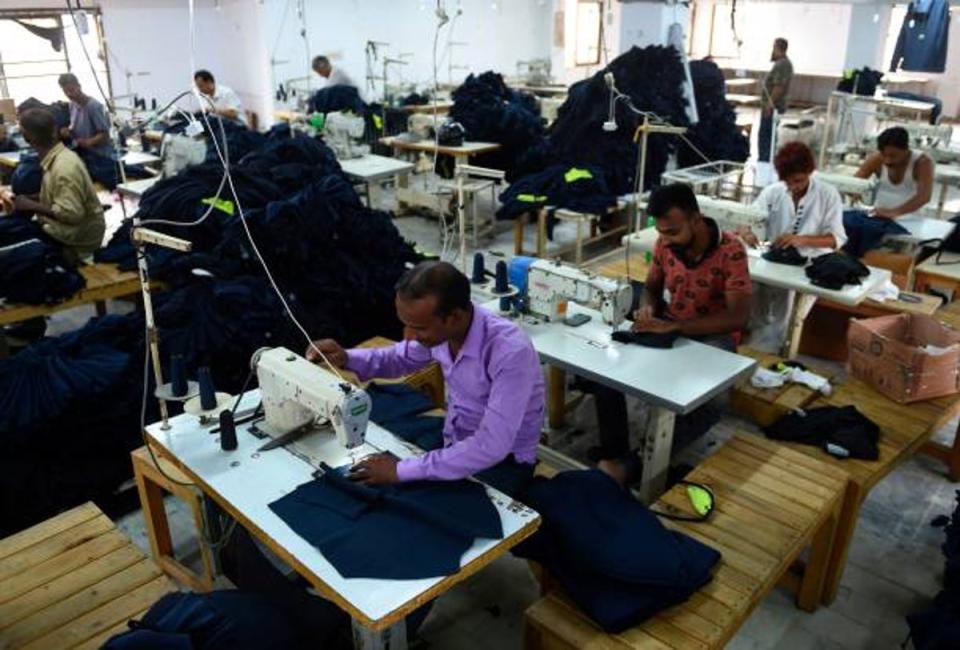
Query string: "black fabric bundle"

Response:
xmin=842 ymin=209 xmax=910 ymax=258
xmin=837 ymin=68 xmax=884 ymax=96
xmin=0 ymin=217 xmax=85 ymax=305
xmin=762 ymin=245 xmax=807 ymax=266
xmin=307 ymin=85 xmax=367 ymax=115
xmin=10 ymin=151 xmax=42 ymax=196
xmin=908 ymin=491 xmax=960 ymax=649
xmin=514 ymin=470 xmax=720 ymax=632
xmin=805 ymin=252 xmax=870 ymax=290
xmin=763 ymin=405 xmax=880 ymax=460
xmin=679 ymin=60 xmax=749 ymax=168
xmin=401 ymin=92 xmax=430 ymax=106
xmin=450 ymin=71 xmax=544 ymax=177
xmin=611 ymin=330 xmax=679 ymax=349
xmin=496 ymin=164 xmax=617 ymax=230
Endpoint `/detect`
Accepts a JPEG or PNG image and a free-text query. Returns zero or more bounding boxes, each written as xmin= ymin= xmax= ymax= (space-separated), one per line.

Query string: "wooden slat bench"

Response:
xmin=524 ymin=434 xmax=848 ymax=649
xmin=0 ymin=501 xmax=178 ymax=649
xmin=0 ymin=262 xmax=156 ymax=328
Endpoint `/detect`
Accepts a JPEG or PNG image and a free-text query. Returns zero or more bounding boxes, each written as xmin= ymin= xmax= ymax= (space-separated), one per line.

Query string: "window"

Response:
xmin=574 ymin=1 xmax=601 ymax=66
xmin=0 ymin=8 xmax=110 ymax=106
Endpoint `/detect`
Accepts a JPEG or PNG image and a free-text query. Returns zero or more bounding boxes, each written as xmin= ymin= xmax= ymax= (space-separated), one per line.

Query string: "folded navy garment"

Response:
xmin=611 ymin=330 xmax=679 ymax=349
xmin=514 ymin=470 xmax=720 ymax=632
xmin=762 ymin=245 xmax=807 ymax=266
xmin=764 ymin=405 xmax=880 ymax=460
xmin=842 ymin=209 xmax=909 ymax=258
xmin=806 ymin=252 xmax=870 ymax=290
xmin=0 ymin=217 xmax=86 ymax=305
xmin=269 ymin=467 xmax=503 ymax=579
xmin=367 ymin=382 xmax=436 ymax=423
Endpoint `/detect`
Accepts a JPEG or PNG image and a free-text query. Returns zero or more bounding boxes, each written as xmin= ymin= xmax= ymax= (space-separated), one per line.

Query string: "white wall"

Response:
xmin=844 ymin=3 xmax=892 ymax=69
xmin=264 ymin=0 xmax=553 ymax=103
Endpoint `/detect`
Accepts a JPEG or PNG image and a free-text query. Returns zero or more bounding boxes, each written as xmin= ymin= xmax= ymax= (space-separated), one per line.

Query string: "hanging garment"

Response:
xmin=514 ymin=470 xmax=720 ymax=633
xmin=842 ymin=209 xmax=911 ymax=257
xmin=763 ymin=405 xmax=880 ymax=460
xmin=268 ymin=467 xmax=503 ymax=579
xmin=805 ymin=252 xmax=870 ymax=290
xmin=611 ymin=330 xmax=680 ymax=348
xmin=890 ymin=0 xmax=951 ymax=73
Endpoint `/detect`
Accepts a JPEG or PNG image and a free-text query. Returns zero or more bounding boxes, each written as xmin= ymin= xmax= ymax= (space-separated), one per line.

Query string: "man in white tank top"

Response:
xmin=855 ymin=126 xmax=934 ymax=220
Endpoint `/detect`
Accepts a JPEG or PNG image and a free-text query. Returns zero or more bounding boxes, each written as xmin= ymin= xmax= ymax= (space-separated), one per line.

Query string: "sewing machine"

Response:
xmin=160 ymin=132 xmax=207 ymax=177
xmin=516 ymin=58 xmax=552 ymax=87
xmin=253 ymin=347 xmax=371 ymax=450
xmin=815 ymin=171 xmax=878 ymax=203
xmin=323 ymin=111 xmax=370 ymax=159
xmin=513 ymin=258 xmax=632 ymax=326
xmin=406 ymin=113 xmax=436 ymax=141
xmin=696 ymin=195 xmax=768 ymax=238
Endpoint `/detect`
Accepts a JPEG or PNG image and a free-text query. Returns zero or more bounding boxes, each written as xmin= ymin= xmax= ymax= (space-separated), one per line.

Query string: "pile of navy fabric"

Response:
xmin=837 ymin=68 xmax=884 ymax=96
xmin=907 ymin=490 xmax=960 ymax=649
xmin=679 ymin=60 xmax=749 ymax=168
xmin=514 ymin=470 xmax=720 ymax=632
xmin=450 ymin=71 xmax=544 ymax=177
xmin=307 ymin=85 xmax=367 ymax=115
xmin=0 ymin=216 xmax=85 ymax=305
xmin=842 ymin=209 xmax=909 ymax=258
xmin=2 ymin=129 xmax=420 ymax=535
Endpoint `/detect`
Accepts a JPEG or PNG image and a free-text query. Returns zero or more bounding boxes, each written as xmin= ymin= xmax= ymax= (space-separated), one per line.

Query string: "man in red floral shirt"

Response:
xmin=592 ymin=183 xmax=752 ymax=485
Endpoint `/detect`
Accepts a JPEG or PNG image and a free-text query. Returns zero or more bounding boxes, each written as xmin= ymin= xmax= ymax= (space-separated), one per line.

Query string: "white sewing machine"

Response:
xmin=407 ymin=113 xmax=436 ymax=141
xmin=160 ymin=132 xmax=207 ymax=177
xmin=518 ymin=258 xmax=631 ymax=326
xmin=815 ymin=171 xmax=878 ymax=203
xmin=253 ymin=347 xmax=371 ymax=450
xmin=323 ymin=111 xmax=370 ymax=159
xmin=696 ymin=195 xmax=768 ymax=239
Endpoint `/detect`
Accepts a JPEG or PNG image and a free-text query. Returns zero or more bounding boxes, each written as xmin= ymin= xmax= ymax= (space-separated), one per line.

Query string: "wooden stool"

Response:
xmin=525 ymin=434 xmax=848 ymax=649
xmin=0 ymin=502 xmax=178 ymax=649
xmin=131 ymin=446 xmax=216 ymax=593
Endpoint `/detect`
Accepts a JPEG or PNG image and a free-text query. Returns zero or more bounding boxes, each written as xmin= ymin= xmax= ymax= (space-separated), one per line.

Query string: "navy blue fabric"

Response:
xmin=0 ymin=217 xmax=85 ymax=305
xmin=77 ymin=148 xmax=118 ymax=189
xmin=837 ymin=68 xmax=884 ymax=96
xmin=842 ymin=209 xmax=910 ymax=257
xmin=475 ymin=457 xmax=535 ymax=501
xmin=758 ymin=112 xmax=775 ymax=162
xmin=514 ymin=470 xmax=721 ymax=632
xmin=366 ymin=382 xmax=445 ymax=451
xmin=806 ymin=252 xmax=871 ymax=290
xmin=888 ymin=90 xmax=943 ymax=124
xmin=268 ymin=469 xmax=503 ymax=579
xmin=10 ymin=152 xmax=42 ymax=195
xmin=891 ymin=0 xmax=951 ymax=73
xmin=496 ymin=164 xmax=617 ymax=234
xmin=307 ymin=85 xmax=367 ymax=115
xmin=680 ymin=60 xmax=749 ymax=168
xmin=611 ymin=330 xmax=679 ymax=348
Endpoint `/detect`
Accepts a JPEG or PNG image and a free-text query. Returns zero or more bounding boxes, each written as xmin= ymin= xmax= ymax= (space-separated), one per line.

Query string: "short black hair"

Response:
xmin=58 ymin=73 xmax=80 ymax=87
xmin=877 ymin=126 xmax=910 ymax=151
xmin=647 ymin=183 xmax=700 ymax=220
xmin=19 ymin=108 xmax=57 ymax=147
xmin=193 ymin=69 xmax=215 ymax=83
xmin=395 ymin=261 xmax=471 ymax=317
xmin=775 ymin=37 xmax=788 ymax=52
xmin=312 ymin=55 xmax=330 ymax=69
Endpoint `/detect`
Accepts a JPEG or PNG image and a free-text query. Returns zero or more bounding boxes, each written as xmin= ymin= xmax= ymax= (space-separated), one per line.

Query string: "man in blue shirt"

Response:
xmin=58 ymin=73 xmax=117 ymax=189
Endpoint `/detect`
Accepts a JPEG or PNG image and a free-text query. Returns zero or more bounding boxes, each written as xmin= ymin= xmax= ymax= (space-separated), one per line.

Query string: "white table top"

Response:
xmin=0 ymin=150 xmax=24 ymax=167
xmin=122 ymin=150 xmax=162 ymax=167
xmin=726 ymin=93 xmax=761 ymax=105
xmin=485 ymin=301 xmax=756 ymax=414
xmin=146 ymin=390 xmax=539 ymax=628
xmin=380 ymin=136 xmax=501 ymax=155
xmin=937 ymin=165 xmax=960 ymax=185
xmin=339 ymin=154 xmax=414 ymax=181
xmin=117 ymin=176 xmax=160 ymax=198
xmin=917 ymin=251 xmax=960 ymax=281
xmin=724 ymin=78 xmax=756 ymax=88
xmin=623 ymin=229 xmax=891 ymax=306
xmin=888 ymin=215 xmax=956 ymax=243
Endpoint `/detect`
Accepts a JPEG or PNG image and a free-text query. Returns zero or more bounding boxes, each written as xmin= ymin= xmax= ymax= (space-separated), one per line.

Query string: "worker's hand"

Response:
xmin=12 ymin=195 xmax=34 ymax=213
xmin=349 ymin=454 xmax=399 ymax=485
xmin=305 ymin=339 xmax=347 ymax=368
xmin=632 ymin=316 xmax=678 ymax=334
xmin=632 ymin=304 xmax=655 ymax=323
xmin=0 ymin=191 xmax=12 ymax=213
xmin=773 ymin=233 xmax=800 ymax=249
xmin=737 ymin=226 xmax=760 ymax=248
xmin=873 ymin=207 xmax=898 ymax=220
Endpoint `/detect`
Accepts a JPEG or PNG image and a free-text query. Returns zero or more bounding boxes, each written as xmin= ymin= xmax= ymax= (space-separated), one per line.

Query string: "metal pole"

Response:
xmin=636 ymin=114 xmax=650 ymax=233
xmin=457 ymin=171 xmax=466 ymax=272
xmin=133 ymin=218 xmax=170 ymax=430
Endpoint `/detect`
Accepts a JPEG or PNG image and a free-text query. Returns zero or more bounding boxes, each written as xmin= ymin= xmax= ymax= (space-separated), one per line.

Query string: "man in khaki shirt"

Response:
xmin=4 ymin=108 xmax=105 ymax=264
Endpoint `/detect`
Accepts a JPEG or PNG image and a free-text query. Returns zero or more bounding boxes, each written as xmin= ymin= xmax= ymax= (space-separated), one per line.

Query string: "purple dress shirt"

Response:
xmin=345 ymin=304 xmax=545 ymax=482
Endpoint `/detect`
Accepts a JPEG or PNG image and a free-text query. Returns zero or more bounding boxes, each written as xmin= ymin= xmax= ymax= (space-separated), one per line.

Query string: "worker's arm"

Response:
xmin=343 ymin=339 xmax=434 ymax=381
xmin=876 ymin=155 xmax=935 ymax=219
xmin=17 ymin=173 xmax=87 ymax=224
xmin=11 ymin=195 xmax=55 ymax=218
xmin=764 ymin=83 xmax=785 ymax=116
xmin=670 ymin=291 xmax=751 ymax=338
xmin=854 ymin=153 xmax=883 ymax=179
xmin=640 ymin=243 xmax=667 ymax=318
xmin=393 ymin=345 xmax=539 ymax=482
xmin=215 ymin=106 xmax=240 ymax=120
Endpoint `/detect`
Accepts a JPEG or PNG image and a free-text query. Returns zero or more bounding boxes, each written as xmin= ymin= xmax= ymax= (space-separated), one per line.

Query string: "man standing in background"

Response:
xmin=758 ymin=38 xmax=793 ymax=163
xmin=312 ymin=55 xmax=357 ymax=89
xmin=58 ymin=73 xmax=117 ymax=189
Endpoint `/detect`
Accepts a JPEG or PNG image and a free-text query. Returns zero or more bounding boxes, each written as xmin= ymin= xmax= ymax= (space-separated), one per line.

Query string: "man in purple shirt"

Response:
xmin=307 ymin=261 xmax=545 ymax=498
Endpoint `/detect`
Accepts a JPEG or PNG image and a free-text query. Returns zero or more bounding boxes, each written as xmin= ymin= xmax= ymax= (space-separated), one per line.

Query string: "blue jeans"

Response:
xmin=78 ymin=150 xmax=118 ymax=189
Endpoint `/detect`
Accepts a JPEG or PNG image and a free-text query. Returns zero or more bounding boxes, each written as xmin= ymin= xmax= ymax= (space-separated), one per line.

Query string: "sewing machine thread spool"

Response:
xmin=219 ymin=410 xmax=238 ymax=451
xmin=170 ymin=355 xmax=187 ymax=398
xmin=198 ymin=367 xmax=217 ymax=411
xmin=471 ymin=253 xmax=486 ymax=284
xmin=494 ymin=261 xmax=509 ymax=293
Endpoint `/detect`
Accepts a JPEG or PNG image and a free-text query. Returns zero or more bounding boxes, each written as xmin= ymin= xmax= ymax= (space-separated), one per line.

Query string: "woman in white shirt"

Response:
xmin=739 ymin=141 xmax=847 ymax=351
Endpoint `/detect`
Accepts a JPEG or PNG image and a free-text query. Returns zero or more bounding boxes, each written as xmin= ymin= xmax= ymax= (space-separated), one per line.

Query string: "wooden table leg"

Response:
xmin=821 ymin=480 xmax=863 ymax=605
xmin=783 ymin=293 xmax=817 ymax=359
xmin=536 ymin=208 xmax=547 ymax=258
xmin=514 ymin=213 xmax=528 ymax=256
xmin=921 ymin=417 xmax=960 ymax=482
xmin=797 ymin=507 xmax=839 ymax=611
xmin=636 ymin=406 xmax=676 ymax=504
xmin=937 ymin=181 xmax=949 ymax=220
xmin=574 ymin=218 xmax=584 ymax=265
xmin=547 ymin=366 xmax=567 ymax=430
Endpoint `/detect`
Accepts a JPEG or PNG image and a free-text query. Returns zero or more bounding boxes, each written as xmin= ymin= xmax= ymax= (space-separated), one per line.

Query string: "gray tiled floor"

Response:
xmin=71 ymin=168 xmax=960 ymax=648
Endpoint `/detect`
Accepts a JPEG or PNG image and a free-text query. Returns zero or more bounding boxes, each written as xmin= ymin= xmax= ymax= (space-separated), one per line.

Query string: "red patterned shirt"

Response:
xmin=647 ymin=219 xmax=752 ymax=325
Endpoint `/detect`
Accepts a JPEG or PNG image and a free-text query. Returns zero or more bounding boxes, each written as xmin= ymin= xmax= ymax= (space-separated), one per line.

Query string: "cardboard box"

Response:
xmin=848 ymin=313 xmax=960 ymax=403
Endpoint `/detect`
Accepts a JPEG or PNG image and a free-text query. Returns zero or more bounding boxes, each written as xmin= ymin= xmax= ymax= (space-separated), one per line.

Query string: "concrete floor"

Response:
xmin=47 ymin=150 xmax=960 ymax=648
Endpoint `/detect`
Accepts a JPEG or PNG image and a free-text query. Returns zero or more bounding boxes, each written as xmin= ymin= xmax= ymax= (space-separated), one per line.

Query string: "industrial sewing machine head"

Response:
xmin=323 ymin=111 xmax=370 ymax=159
xmin=513 ymin=258 xmax=632 ymax=326
xmin=695 ymin=195 xmax=769 ymax=240
xmin=407 ymin=113 xmax=436 ymax=141
xmin=252 ymin=347 xmax=370 ymax=450
xmin=814 ymin=171 xmax=878 ymax=205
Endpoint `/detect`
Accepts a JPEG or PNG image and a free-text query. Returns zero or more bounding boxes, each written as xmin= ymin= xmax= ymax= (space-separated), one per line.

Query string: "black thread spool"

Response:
xmin=219 ymin=410 xmax=237 ymax=451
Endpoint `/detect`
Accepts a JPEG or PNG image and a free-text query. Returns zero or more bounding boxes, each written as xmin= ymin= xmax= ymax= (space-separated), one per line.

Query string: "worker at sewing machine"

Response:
xmin=854 ymin=126 xmax=934 ymax=220
xmin=1 ymin=108 xmax=105 ymax=265
xmin=589 ymin=184 xmax=752 ymax=487
xmin=57 ymin=73 xmax=118 ymax=190
xmin=192 ymin=69 xmax=246 ymax=126
xmin=312 ymin=55 xmax=358 ymax=90
xmin=306 ymin=261 xmax=545 ymax=499
xmin=741 ymin=142 xmax=846 ymax=352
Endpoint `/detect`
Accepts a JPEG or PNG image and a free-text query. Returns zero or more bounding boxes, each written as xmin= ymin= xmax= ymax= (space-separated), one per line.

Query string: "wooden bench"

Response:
xmin=0 ymin=502 xmax=178 ymax=649
xmin=513 ymin=200 xmax=632 ymax=265
xmin=524 ymin=434 xmax=848 ymax=649
xmin=0 ymin=262 xmax=155 ymax=328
